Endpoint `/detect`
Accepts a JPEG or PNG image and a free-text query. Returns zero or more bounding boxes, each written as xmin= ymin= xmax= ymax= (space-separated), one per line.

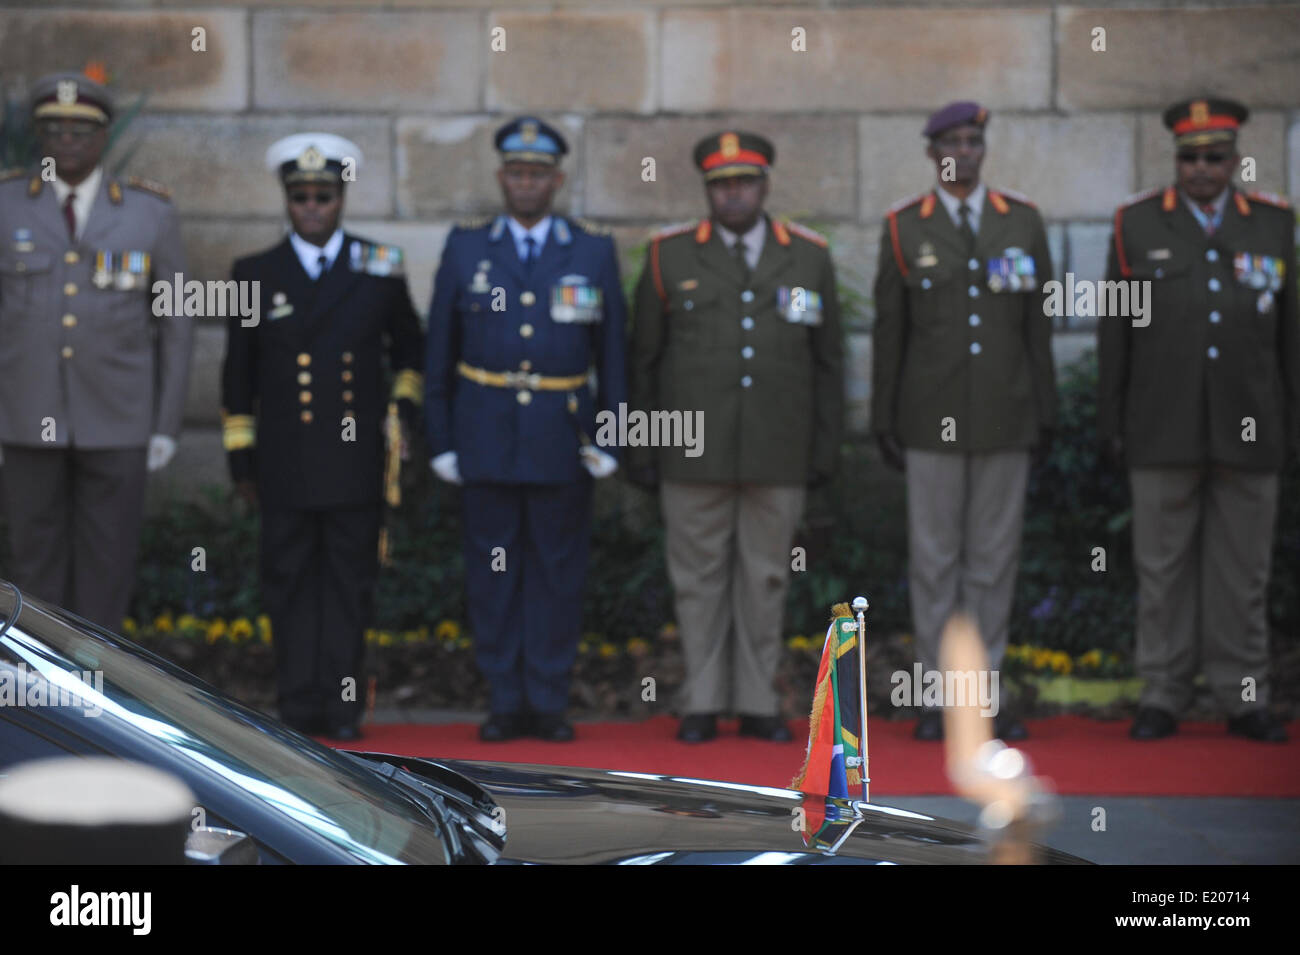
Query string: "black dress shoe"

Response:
xmin=913 ymin=711 xmax=944 ymax=741
xmin=479 ymin=712 xmax=525 ymax=742
xmin=676 ymin=714 xmax=717 ymax=743
xmin=1227 ymin=711 xmax=1288 ymax=743
xmin=738 ymin=715 xmax=792 ymax=742
xmin=532 ymin=712 xmax=575 ymax=742
xmin=1130 ymin=706 xmax=1177 ymax=740
xmin=328 ymin=723 xmax=361 ymax=743
xmin=994 ymin=712 xmax=1028 ymax=742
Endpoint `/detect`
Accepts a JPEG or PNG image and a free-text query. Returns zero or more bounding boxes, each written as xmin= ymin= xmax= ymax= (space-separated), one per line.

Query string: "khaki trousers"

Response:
xmin=905 ymin=449 xmax=1030 ymax=676
xmin=660 ymin=481 xmax=806 ymax=715
xmin=1129 ymin=466 xmax=1278 ymax=716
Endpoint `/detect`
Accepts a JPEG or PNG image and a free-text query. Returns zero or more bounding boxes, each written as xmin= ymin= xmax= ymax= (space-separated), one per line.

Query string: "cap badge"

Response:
xmin=720 ymin=133 xmax=740 ymax=158
xmin=1190 ymin=101 xmax=1210 ymax=126
xmin=56 ymin=80 xmax=78 ymax=106
xmin=521 ymin=120 xmax=538 ymax=144
xmin=297 ymin=145 xmax=326 ymax=171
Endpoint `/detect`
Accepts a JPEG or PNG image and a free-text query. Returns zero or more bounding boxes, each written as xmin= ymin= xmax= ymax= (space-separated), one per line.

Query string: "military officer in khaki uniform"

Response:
xmin=0 ymin=72 xmax=192 ymax=631
xmin=1100 ymin=99 xmax=1296 ymax=743
xmin=629 ymin=131 xmax=844 ymax=743
xmin=872 ymin=102 xmax=1056 ymax=742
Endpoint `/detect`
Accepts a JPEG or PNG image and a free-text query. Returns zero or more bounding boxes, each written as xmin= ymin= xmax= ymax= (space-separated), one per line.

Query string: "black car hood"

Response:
xmin=416 ymin=757 xmax=1088 ymax=865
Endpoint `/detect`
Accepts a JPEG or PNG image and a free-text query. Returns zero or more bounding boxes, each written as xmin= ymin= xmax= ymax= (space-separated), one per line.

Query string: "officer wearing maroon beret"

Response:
xmin=871 ymin=101 xmax=1056 ymax=742
xmin=1100 ymin=98 xmax=1295 ymax=743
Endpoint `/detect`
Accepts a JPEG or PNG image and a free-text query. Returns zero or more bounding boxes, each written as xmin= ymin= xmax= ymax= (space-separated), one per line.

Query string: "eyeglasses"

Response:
xmin=1176 ymin=151 xmax=1230 ymax=165
xmin=36 ymin=121 xmax=101 ymax=140
xmin=288 ymin=190 xmax=339 ymax=205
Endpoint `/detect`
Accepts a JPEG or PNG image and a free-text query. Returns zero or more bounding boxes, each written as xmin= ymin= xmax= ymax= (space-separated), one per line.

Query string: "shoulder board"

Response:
xmin=126 ymin=176 xmax=171 ymax=201
xmin=348 ymin=239 xmax=405 ymax=278
xmin=782 ymin=219 xmax=828 ymax=248
xmin=1246 ymin=190 xmax=1290 ymax=211
xmin=990 ymin=187 xmax=1036 ymax=209
xmin=885 ymin=192 xmax=928 ymax=217
xmin=572 ymin=217 xmax=612 ymax=237
xmin=456 ymin=215 xmax=492 ymax=230
xmin=651 ymin=220 xmax=696 ymax=242
xmin=1118 ymin=186 xmax=1164 ymax=210
xmin=0 ymin=168 xmax=26 ymax=183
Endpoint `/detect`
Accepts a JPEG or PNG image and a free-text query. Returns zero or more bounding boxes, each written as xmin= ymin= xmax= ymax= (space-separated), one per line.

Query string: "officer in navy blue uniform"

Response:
xmin=222 ymin=133 xmax=424 ymax=741
xmin=425 ymin=117 xmax=627 ymax=742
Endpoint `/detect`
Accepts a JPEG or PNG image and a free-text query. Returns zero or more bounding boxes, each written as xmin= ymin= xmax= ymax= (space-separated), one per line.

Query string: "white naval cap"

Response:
xmin=265 ymin=132 xmax=363 ymax=184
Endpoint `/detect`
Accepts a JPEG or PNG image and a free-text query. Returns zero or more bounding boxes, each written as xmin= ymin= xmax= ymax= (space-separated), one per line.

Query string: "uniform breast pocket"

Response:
xmin=0 ymin=250 xmax=53 ymax=313
xmin=550 ymin=276 xmax=603 ymax=324
xmin=668 ymin=287 xmax=719 ymax=346
xmin=775 ymin=285 xmax=824 ymax=326
xmin=985 ymin=249 xmax=1038 ymax=293
xmin=457 ymin=288 xmax=497 ymax=316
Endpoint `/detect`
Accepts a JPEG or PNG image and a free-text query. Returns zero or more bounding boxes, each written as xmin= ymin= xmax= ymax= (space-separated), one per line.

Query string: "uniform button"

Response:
xmin=298 ymin=371 xmax=311 ymax=385
xmin=64 ymin=251 xmax=79 ymax=265
xmin=300 ymin=390 xmax=312 ymax=404
xmin=742 ymin=346 xmax=754 ymax=359
xmin=519 ymin=360 xmax=533 ymax=372
xmin=1206 ymin=249 xmax=1219 ymax=262
xmin=517 ymin=390 xmax=533 ymax=405
xmin=520 ymin=324 xmax=534 ymax=338
xmin=741 ymin=317 xmax=754 ymax=330
xmin=969 ymin=314 xmax=980 ymax=327
xmin=63 ymin=282 xmax=77 ymax=296
xmin=741 ymin=290 xmax=755 ymax=303
xmin=300 ymin=410 xmax=313 ymax=424
xmin=1208 ymin=278 xmax=1221 ymax=292
xmin=342 ymin=390 xmax=354 ymax=403
xmin=520 ymin=291 xmax=536 ymax=306
xmin=969 ymin=285 xmax=979 ymax=298
xmin=341 ymin=369 xmax=353 ymax=382
xmin=344 ymin=409 xmax=354 ymax=419
xmin=297 ymin=353 xmax=311 ymax=367
xmin=15 ymin=262 xmax=25 ymax=273
xmin=1209 ymin=311 xmax=1221 ymax=324
xmin=1207 ymin=346 xmax=1219 ymax=359
xmin=61 ymin=346 xmax=73 ymax=359
xmin=62 ymin=314 xmax=76 ymax=328
xmin=1154 ymin=267 xmax=1164 ymax=279
xmin=683 ymin=300 xmax=694 ymax=311
xmin=968 ymin=258 xmax=980 ymax=270
xmin=921 ymin=278 xmax=932 ymax=290
xmin=342 ymin=351 xmax=354 ymax=363
xmin=970 ymin=342 xmax=982 ymax=355
xmin=741 ymin=375 xmax=753 ymax=388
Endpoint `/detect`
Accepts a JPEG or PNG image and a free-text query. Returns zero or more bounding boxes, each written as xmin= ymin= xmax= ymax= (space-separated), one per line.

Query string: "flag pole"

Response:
xmin=852 ymin=595 xmax=870 ymax=803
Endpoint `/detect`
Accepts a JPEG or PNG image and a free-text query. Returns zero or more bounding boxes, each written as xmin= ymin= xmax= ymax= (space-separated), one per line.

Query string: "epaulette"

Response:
xmin=1112 ymin=188 xmax=1172 ymax=279
xmin=126 ymin=175 xmax=171 ymax=201
xmin=1117 ymin=186 xmax=1164 ymax=210
xmin=349 ymin=239 xmax=405 ymax=278
xmin=456 ymin=215 xmax=492 ymax=230
xmin=782 ymin=219 xmax=828 ymax=248
xmin=0 ymin=168 xmax=26 ymax=183
xmin=989 ymin=186 xmax=1036 ymax=210
xmin=1245 ymin=190 xmax=1290 ymax=211
xmin=651 ymin=220 xmax=696 ymax=241
xmin=885 ymin=192 xmax=928 ymax=216
xmin=572 ymin=216 xmax=612 ymax=237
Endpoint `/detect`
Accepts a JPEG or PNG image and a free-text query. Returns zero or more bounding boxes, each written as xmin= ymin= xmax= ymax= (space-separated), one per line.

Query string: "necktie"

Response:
xmin=731 ymin=237 xmax=750 ymax=279
xmin=958 ymin=202 xmax=976 ymax=252
xmin=316 ymin=253 xmax=329 ymax=280
xmin=1200 ymin=204 xmax=1218 ymax=237
xmin=522 ymin=235 xmax=537 ymax=274
xmin=63 ymin=191 xmax=77 ymax=241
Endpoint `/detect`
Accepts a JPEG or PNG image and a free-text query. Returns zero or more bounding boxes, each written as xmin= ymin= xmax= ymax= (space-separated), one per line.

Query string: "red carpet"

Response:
xmin=323 ymin=715 xmax=1300 ymax=797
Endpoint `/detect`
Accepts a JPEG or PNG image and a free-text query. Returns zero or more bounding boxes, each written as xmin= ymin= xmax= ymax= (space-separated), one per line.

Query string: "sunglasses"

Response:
xmin=288 ymin=190 xmax=339 ymax=205
xmin=1176 ymin=151 xmax=1230 ymax=165
xmin=36 ymin=121 xmax=101 ymax=140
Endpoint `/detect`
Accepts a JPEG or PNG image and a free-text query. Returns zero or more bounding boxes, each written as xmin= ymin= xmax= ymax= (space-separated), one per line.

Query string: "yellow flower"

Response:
xmin=177 ymin=613 xmax=201 ymax=633
xmin=153 ymin=612 xmax=174 ymax=633
xmin=230 ymin=618 xmax=255 ymax=642
xmin=377 ymin=631 xmax=394 ymax=647
xmin=365 ymin=628 xmax=378 ymax=644
xmin=659 ymin=622 xmax=678 ymax=640
xmin=258 ymin=615 xmax=273 ymax=644
xmin=434 ymin=620 xmax=460 ymax=642
xmin=121 ymin=617 xmax=138 ymax=636
xmin=598 ymin=643 xmax=618 ymax=659
xmin=456 ymin=637 xmax=471 ymax=650
xmin=205 ymin=619 xmax=227 ymax=644
xmin=626 ymin=638 xmax=650 ymax=657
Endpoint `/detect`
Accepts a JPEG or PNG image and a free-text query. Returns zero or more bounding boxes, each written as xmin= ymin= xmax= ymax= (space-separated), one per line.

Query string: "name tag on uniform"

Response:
xmin=551 ymin=275 xmax=603 ymax=323
xmin=776 ymin=286 xmax=823 ymax=325
xmin=986 ymin=248 xmax=1036 ymax=292
xmin=1233 ymin=252 xmax=1285 ymax=292
xmin=93 ymin=250 xmax=151 ymax=290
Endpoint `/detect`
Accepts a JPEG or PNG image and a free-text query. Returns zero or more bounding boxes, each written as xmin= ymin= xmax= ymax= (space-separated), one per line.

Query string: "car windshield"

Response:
xmin=0 ymin=581 xmax=449 ymax=864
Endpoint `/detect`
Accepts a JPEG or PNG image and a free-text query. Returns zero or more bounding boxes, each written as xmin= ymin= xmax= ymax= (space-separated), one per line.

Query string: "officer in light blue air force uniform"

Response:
xmin=425 ymin=117 xmax=627 ymax=742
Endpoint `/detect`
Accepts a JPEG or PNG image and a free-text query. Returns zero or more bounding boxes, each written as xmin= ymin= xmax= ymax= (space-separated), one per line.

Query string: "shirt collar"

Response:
xmin=935 ymin=181 xmax=985 ymax=226
xmin=290 ymin=228 xmax=345 ymax=276
xmin=507 ymin=215 xmax=552 ymax=251
xmin=1182 ymin=187 xmax=1230 ymax=218
xmin=715 ymin=215 xmax=767 ymax=253
xmin=52 ymin=166 xmax=102 ymax=205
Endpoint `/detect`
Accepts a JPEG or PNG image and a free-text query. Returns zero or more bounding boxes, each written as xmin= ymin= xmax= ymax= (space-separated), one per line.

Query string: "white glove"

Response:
xmin=431 ymin=450 xmax=463 ymax=485
xmin=147 ymin=434 xmax=177 ymax=472
xmin=580 ymin=445 xmax=619 ymax=479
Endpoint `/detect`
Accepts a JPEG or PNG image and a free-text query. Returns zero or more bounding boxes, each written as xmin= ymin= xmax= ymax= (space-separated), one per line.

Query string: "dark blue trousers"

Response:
xmin=461 ymin=479 xmax=592 ymax=714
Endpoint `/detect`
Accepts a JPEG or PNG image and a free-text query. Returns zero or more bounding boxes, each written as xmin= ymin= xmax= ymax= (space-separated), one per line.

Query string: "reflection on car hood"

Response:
xmin=423 ymin=758 xmax=1089 ymax=865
